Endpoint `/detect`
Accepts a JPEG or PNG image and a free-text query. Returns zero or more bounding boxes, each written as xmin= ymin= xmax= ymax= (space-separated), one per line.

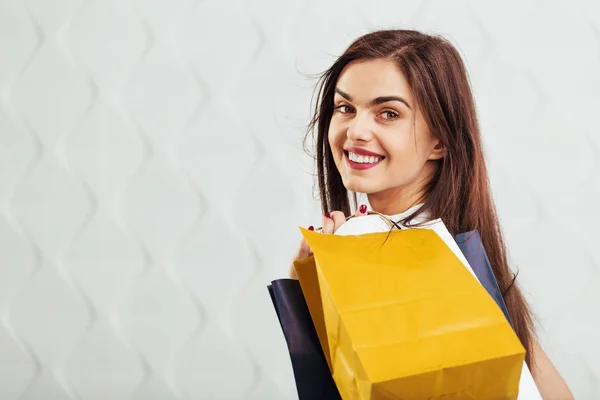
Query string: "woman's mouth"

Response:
xmin=344 ymin=150 xmax=385 ymax=170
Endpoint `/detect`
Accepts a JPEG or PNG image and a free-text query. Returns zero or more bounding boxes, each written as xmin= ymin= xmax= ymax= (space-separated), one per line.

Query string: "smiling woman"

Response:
xmin=329 ymin=59 xmax=443 ymax=214
xmin=290 ymin=30 xmax=573 ymax=399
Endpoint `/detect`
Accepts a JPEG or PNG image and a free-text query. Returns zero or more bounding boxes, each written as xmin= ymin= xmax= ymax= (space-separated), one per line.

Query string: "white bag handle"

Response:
xmin=316 ymin=210 xmax=405 ymax=232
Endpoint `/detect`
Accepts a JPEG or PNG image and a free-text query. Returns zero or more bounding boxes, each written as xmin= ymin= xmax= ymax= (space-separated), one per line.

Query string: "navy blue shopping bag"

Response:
xmin=268 ymin=279 xmax=341 ymax=400
xmin=454 ymin=230 xmax=513 ymax=326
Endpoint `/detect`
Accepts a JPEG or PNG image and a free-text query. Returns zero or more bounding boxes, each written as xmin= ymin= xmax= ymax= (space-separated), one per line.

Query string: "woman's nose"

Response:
xmin=346 ymin=112 xmax=374 ymax=142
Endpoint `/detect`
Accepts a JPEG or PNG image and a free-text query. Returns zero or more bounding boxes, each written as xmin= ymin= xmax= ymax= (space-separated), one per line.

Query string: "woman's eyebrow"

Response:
xmin=335 ymin=88 xmax=412 ymax=110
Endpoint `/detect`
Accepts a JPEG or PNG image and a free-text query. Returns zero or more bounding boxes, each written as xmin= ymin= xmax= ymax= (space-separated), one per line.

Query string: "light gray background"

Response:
xmin=1 ymin=0 xmax=599 ymax=398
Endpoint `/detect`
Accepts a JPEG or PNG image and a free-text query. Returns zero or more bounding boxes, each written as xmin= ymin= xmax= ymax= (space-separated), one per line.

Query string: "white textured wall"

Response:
xmin=1 ymin=0 xmax=599 ymax=398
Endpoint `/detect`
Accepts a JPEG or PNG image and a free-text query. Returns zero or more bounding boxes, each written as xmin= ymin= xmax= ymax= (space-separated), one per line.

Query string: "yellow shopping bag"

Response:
xmin=294 ymin=227 xmax=525 ymax=400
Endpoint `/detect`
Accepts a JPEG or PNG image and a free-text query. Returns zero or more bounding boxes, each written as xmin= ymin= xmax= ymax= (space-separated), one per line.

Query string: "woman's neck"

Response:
xmin=367 ymin=187 xmax=426 ymax=216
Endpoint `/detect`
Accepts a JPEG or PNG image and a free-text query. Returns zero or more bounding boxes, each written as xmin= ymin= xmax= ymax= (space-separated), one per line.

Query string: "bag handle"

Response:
xmin=315 ymin=211 xmax=404 ymax=232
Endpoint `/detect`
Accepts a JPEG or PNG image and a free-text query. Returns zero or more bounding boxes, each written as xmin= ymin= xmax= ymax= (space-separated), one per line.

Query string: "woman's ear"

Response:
xmin=428 ymin=140 xmax=446 ymax=160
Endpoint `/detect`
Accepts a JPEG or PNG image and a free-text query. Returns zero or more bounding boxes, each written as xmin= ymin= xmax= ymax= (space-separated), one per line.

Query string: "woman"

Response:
xmin=290 ymin=30 xmax=573 ymax=399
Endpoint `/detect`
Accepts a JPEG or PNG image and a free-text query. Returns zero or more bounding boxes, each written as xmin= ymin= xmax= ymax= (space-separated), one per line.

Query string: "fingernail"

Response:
xmin=308 ymin=225 xmax=314 ymax=231
xmin=359 ymin=204 xmax=367 ymax=214
xmin=324 ymin=212 xmax=331 ymax=219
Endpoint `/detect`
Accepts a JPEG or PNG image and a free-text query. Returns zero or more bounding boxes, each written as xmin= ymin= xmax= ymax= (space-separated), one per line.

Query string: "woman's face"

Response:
xmin=328 ymin=59 xmax=444 ymax=212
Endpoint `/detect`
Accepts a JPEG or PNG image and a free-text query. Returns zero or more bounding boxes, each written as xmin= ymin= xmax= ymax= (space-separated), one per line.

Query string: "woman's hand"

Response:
xmin=289 ymin=205 xmax=367 ymax=278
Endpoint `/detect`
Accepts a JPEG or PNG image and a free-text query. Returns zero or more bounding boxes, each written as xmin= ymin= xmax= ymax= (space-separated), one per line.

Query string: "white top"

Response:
xmin=388 ymin=203 xmax=427 ymax=223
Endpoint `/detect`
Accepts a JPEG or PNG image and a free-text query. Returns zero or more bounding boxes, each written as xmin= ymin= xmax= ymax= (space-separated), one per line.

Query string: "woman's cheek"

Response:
xmin=328 ymin=125 xmax=344 ymax=148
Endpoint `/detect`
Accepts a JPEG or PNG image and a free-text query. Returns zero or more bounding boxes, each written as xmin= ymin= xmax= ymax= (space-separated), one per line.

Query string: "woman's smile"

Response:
xmin=344 ymin=147 xmax=385 ymax=170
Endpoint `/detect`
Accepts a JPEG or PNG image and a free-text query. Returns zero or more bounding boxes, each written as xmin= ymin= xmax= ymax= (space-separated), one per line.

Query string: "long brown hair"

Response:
xmin=305 ymin=29 xmax=537 ymax=369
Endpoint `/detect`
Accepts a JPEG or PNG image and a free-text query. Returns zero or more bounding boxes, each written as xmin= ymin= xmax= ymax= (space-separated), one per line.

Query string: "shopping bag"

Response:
xmin=454 ymin=230 xmax=511 ymax=325
xmin=268 ymin=279 xmax=341 ymax=399
xmin=296 ymin=224 xmax=526 ymax=399
xmin=291 ymin=231 xmax=512 ymax=374
xmin=270 ymin=214 xmax=540 ymax=399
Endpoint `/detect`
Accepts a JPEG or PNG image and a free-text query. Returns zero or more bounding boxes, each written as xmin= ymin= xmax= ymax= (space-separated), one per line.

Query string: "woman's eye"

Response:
xmin=335 ymin=105 xmax=354 ymax=114
xmin=380 ymin=110 xmax=399 ymax=120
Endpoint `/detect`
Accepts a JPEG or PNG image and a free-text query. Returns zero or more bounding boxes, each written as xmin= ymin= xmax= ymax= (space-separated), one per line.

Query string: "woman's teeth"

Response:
xmin=348 ymin=152 xmax=382 ymax=164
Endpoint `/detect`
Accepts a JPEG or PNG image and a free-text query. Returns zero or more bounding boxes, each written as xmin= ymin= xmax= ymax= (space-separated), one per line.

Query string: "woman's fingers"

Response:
xmin=330 ymin=211 xmax=346 ymax=232
xmin=299 ymin=237 xmax=312 ymax=257
xmin=356 ymin=203 xmax=368 ymax=217
xmin=321 ymin=204 xmax=368 ymax=234
xmin=322 ymin=213 xmax=335 ymax=234
xmin=290 ymin=227 xmax=314 ymax=278
xmin=291 ymin=204 xmax=367 ymax=277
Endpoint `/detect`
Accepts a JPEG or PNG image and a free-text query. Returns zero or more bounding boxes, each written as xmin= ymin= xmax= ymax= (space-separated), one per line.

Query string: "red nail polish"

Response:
xmin=359 ymin=204 xmax=367 ymax=214
xmin=308 ymin=225 xmax=314 ymax=231
xmin=324 ymin=212 xmax=331 ymax=219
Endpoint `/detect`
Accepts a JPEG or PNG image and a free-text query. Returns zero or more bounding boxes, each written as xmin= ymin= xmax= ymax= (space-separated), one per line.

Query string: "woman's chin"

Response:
xmin=343 ymin=178 xmax=382 ymax=195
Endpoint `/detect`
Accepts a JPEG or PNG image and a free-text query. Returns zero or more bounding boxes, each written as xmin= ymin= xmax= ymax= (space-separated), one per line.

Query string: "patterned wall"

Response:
xmin=1 ymin=0 xmax=599 ymax=398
